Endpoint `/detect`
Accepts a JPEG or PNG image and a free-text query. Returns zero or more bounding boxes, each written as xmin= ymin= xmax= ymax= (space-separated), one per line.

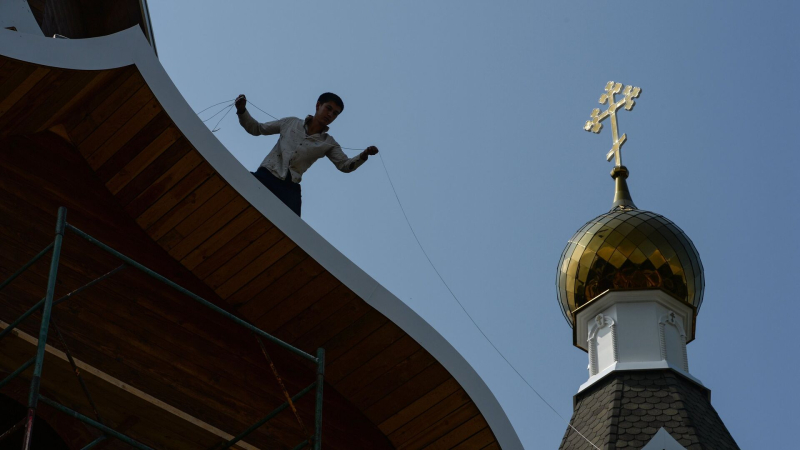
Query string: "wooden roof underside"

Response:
xmin=0 ymin=56 xmax=498 ymax=449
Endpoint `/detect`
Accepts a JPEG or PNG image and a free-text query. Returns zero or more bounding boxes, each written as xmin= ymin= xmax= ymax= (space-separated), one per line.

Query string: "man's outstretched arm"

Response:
xmin=326 ymin=141 xmax=379 ymax=173
xmin=235 ymin=94 xmax=282 ymax=136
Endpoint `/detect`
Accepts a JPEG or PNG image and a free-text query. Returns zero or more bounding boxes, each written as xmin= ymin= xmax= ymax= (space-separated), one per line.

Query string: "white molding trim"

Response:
xmin=659 ymin=311 xmax=689 ymax=371
xmin=587 ymin=314 xmax=617 ymax=376
xmin=578 ymin=361 xmax=704 ymax=393
xmin=0 ymin=27 xmax=524 ymax=449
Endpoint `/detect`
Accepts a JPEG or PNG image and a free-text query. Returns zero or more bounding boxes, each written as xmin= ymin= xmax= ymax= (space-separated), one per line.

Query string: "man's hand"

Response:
xmin=235 ymin=94 xmax=247 ymax=114
xmin=360 ymin=146 xmax=379 ymax=161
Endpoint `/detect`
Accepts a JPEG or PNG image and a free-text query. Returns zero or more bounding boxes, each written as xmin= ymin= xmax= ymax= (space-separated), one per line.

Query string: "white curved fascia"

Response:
xmin=0 ymin=28 xmax=524 ymax=449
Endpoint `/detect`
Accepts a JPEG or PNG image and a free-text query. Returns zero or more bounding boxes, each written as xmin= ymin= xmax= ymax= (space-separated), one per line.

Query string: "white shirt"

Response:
xmin=238 ymin=110 xmax=365 ymax=183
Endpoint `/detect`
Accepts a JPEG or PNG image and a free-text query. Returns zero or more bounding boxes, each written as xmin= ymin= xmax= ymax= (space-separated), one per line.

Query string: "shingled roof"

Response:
xmin=559 ymin=370 xmax=739 ymax=450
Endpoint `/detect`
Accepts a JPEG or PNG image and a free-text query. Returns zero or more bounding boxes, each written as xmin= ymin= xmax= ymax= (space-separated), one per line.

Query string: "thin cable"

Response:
xmin=195 ymin=98 xmax=235 ymax=115
xmin=244 ymin=100 xmax=280 ymax=121
xmin=377 ymin=153 xmax=601 ymax=450
xmin=201 ymin=102 xmax=234 ymax=123
xmin=211 ymin=103 xmax=235 ymax=133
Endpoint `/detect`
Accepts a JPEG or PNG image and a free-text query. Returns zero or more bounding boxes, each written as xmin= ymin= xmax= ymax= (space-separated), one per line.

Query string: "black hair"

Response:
xmin=317 ymin=92 xmax=344 ymax=112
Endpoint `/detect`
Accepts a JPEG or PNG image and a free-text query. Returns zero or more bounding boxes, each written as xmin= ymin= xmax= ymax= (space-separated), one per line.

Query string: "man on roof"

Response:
xmin=235 ymin=92 xmax=378 ymax=217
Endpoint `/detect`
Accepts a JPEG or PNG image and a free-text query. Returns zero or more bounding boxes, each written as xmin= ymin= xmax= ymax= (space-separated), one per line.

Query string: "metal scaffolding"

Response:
xmin=0 ymin=207 xmax=325 ymax=450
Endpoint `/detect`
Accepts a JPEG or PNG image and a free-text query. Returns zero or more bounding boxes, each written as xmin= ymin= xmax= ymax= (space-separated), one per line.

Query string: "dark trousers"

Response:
xmin=252 ymin=167 xmax=302 ymax=216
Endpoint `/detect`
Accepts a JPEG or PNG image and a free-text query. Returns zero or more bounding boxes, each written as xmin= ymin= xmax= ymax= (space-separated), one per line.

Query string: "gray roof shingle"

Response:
xmin=559 ymin=370 xmax=739 ymax=450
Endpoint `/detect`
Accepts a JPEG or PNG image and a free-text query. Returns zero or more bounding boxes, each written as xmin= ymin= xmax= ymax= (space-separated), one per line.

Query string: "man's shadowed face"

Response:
xmin=315 ymin=101 xmax=342 ymax=127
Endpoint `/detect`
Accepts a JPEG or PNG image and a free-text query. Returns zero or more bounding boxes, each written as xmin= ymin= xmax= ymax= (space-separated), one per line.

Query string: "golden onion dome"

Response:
xmin=556 ymin=166 xmax=704 ymax=326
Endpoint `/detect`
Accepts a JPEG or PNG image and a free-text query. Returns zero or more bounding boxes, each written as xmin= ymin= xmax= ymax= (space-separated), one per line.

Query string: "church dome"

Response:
xmin=556 ymin=203 xmax=704 ymax=326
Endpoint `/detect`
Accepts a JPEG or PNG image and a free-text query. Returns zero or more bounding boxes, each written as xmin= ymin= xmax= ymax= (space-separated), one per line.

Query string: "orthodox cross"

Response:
xmin=584 ymin=81 xmax=641 ymax=167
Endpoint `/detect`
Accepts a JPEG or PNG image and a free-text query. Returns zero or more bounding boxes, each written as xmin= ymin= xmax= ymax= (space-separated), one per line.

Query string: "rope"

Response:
xmin=200 ymin=103 xmax=233 ymax=123
xmin=211 ymin=103 xmax=235 ymax=133
xmin=195 ymin=98 xmax=601 ymax=449
xmin=195 ymin=99 xmax=235 ymax=115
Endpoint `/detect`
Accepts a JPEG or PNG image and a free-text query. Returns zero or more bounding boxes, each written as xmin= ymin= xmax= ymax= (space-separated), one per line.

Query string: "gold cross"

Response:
xmin=584 ymin=81 xmax=641 ymax=167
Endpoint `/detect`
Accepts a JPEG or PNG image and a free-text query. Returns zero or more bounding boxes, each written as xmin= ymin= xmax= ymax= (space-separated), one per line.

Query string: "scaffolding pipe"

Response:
xmin=22 ymin=207 xmax=66 ymax=450
xmin=0 ymin=356 xmax=35 ymax=390
xmin=0 ymin=242 xmax=52 ymax=292
xmin=215 ymin=382 xmax=317 ymax=450
xmin=0 ymin=264 xmax=126 ymax=343
xmin=0 ymin=418 xmax=25 ymax=443
xmin=0 ymin=298 xmax=44 ymax=342
xmin=79 ymin=435 xmax=107 ymax=450
xmin=291 ymin=440 xmax=310 ymax=450
xmin=51 ymin=318 xmax=104 ymax=423
xmin=66 ymin=224 xmax=318 ymax=363
xmin=314 ymin=348 xmax=325 ymax=450
xmin=40 ymin=396 xmax=154 ymax=450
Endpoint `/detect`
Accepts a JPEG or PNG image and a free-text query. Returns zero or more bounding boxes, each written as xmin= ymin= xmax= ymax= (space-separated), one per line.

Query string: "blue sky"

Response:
xmin=149 ymin=1 xmax=798 ymax=447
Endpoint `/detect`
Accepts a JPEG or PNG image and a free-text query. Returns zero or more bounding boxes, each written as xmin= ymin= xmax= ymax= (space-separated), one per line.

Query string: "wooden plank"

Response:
xmin=77 ymin=83 xmax=153 ymax=158
xmin=0 ymin=65 xmax=48 ymax=121
xmin=0 ymin=67 xmax=66 ymax=132
xmin=84 ymin=94 xmax=161 ymax=167
xmin=378 ymin=378 xmax=462 ymax=435
xmin=115 ymin=137 xmax=194 ymax=206
xmin=156 ymin=185 xmax=239 ymax=248
xmin=393 ymin=402 xmax=479 ymax=449
xmin=351 ymin=348 xmax=435 ymax=410
xmin=424 ymin=415 xmax=488 ymax=450
xmin=235 ymin=255 xmax=326 ymax=316
xmin=324 ymin=322 xmax=406 ymax=383
xmin=336 ymin=335 xmax=420 ymax=398
xmin=365 ymin=363 xmax=454 ymax=425
xmin=251 ymin=271 xmax=340 ymax=333
xmin=191 ymin=218 xmax=273 ymax=279
xmin=123 ymin=150 xmax=205 ymax=214
xmin=271 ymin=283 xmax=356 ymax=344
xmin=313 ymin=310 xmax=391 ymax=368
xmin=207 ymin=233 xmax=294 ymax=297
xmin=105 ymin=126 xmax=183 ymax=194
xmin=37 ymin=70 xmax=117 ymax=132
xmin=95 ymin=110 xmax=174 ymax=182
xmin=140 ymin=173 xmax=224 ymax=235
xmin=65 ymin=68 xmax=139 ymax=141
xmin=222 ymin=244 xmax=306 ymax=305
xmin=202 ymin=227 xmax=286 ymax=289
xmin=480 ymin=442 xmax=500 ymax=450
xmin=289 ymin=294 xmax=373 ymax=350
xmin=180 ymin=207 xmax=262 ymax=270
xmin=0 ymin=56 xmax=17 ymax=77
xmin=451 ymin=426 xmax=495 ymax=450
xmin=167 ymin=195 xmax=250 ymax=260
xmin=0 ymin=64 xmax=37 ymax=117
